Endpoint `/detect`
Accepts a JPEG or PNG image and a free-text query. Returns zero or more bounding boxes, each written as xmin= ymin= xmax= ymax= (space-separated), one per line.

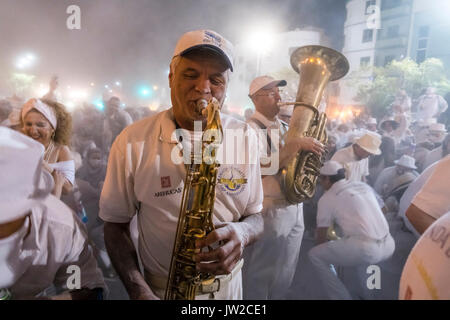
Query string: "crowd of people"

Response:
xmin=1 ymin=28 xmax=449 ymax=300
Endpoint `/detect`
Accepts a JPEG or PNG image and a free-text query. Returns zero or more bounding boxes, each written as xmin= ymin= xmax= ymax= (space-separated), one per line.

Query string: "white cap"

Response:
xmin=0 ymin=127 xmax=54 ymax=224
xmin=394 ymin=155 xmax=417 ymax=170
xmin=355 ymin=133 xmax=382 ymax=155
xmin=367 ymin=117 xmax=377 ymax=125
xmin=172 ymin=30 xmax=234 ymax=71
xmin=249 ymin=75 xmax=287 ymax=97
xmin=320 ymin=160 xmax=344 ymax=176
xmin=429 ymin=123 xmax=447 ymax=133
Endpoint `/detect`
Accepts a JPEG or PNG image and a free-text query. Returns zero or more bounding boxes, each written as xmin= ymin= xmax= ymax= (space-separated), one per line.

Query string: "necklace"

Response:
xmin=44 ymin=140 xmax=55 ymax=162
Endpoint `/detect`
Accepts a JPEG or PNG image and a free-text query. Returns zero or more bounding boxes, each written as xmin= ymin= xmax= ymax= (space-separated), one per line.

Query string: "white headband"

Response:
xmin=21 ymin=98 xmax=58 ymax=129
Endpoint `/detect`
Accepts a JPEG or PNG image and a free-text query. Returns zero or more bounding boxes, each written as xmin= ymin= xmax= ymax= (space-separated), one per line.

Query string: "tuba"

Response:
xmin=165 ymin=98 xmax=223 ymax=300
xmin=280 ymin=45 xmax=349 ymax=204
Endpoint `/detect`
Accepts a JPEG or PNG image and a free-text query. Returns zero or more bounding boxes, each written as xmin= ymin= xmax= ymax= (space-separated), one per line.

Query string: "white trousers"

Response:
xmin=242 ymin=203 xmax=304 ymax=299
xmin=308 ymin=235 xmax=395 ymax=300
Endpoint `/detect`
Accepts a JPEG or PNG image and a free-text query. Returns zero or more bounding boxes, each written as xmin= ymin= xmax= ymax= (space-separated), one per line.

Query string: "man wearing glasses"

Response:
xmin=242 ymin=75 xmax=324 ymax=299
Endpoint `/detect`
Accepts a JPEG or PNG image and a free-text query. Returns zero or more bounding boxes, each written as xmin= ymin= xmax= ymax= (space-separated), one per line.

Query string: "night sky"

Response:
xmin=0 ymin=0 xmax=347 ymax=99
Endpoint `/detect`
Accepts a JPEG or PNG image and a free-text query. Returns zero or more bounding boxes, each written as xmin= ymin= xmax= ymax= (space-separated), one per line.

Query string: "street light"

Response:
xmin=245 ymin=26 xmax=276 ymax=76
xmin=15 ymin=53 xmax=37 ymax=70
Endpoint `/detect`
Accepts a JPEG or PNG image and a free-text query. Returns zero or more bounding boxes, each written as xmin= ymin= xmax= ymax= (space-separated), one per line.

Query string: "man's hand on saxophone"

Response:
xmin=194 ymin=216 xmax=264 ymax=275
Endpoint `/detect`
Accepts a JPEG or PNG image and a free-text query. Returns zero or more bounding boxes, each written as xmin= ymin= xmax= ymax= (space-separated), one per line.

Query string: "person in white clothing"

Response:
xmin=308 ymin=161 xmax=395 ymax=300
xmin=99 ymin=30 xmax=265 ymax=300
xmin=427 ymin=123 xmax=447 ymax=148
xmin=242 ymin=75 xmax=324 ymax=299
xmin=405 ymin=155 xmax=450 ymax=235
xmin=416 ymin=87 xmax=448 ymax=122
xmin=423 ymin=133 xmax=450 ymax=170
xmin=373 ymin=155 xmax=419 ymax=200
xmin=366 ymin=117 xmax=378 ymax=132
xmin=399 ymin=211 xmax=450 ymax=300
xmin=331 ymin=133 xmax=382 ymax=182
xmin=0 ymin=127 xmax=105 ymax=300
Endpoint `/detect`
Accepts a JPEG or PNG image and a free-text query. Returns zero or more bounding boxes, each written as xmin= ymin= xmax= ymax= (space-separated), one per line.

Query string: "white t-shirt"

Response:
xmin=317 ymin=179 xmax=390 ymax=240
xmin=331 ymin=145 xmax=369 ymax=182
xmin=412 ymin=155 xmax=450 ymax=220
xmin=399 ymin=211 xmax=450 ymax=300
xmin=10 ymin=195 xmax=105 ymax=299
xmin=99 ymin=109 xmax=264 ymax=278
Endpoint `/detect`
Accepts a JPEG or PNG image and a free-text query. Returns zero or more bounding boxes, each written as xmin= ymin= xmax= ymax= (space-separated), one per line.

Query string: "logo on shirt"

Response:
xmin=218 ymin=167 xmax=247 ymax=196
xmin=161 ymin=176 xmax=171 ymax=188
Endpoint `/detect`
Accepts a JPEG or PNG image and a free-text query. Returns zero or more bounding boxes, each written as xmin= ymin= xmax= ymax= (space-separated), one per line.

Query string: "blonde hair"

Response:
xmin=39 ymin=99 xmax=72 ymax=146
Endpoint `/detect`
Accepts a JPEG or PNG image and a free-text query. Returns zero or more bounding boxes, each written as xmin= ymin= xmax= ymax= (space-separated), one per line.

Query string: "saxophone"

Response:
xmin=280 ymin=45 xmax=349 ymax=204
xmin=165 ymin=98 xmax=223 ymax=300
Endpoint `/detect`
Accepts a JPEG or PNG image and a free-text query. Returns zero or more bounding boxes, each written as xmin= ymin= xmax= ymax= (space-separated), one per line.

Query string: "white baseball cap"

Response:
xmin=172 ymin=29 xmax=234 ymax=72
xmin=0 ymin=127 xmax=54 ymax=224
xmin=249 ymin=75 xmax=287 ymax=97
xmin=320 ymin=160 xmax=344 ymax=176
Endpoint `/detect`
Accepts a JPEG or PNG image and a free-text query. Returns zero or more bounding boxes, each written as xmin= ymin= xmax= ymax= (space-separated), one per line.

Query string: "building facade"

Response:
xmin=340 ymin=0 xmax=450 ymax=105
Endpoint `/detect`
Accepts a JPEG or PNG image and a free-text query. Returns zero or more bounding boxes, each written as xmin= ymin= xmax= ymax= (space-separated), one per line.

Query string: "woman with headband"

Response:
xmin=20 ymin=98 xmax=74 ymax=198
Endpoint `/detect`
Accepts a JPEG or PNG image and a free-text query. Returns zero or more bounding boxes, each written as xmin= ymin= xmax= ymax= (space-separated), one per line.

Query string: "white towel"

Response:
xmin=49 ymin=160 xmax=75 ymax=185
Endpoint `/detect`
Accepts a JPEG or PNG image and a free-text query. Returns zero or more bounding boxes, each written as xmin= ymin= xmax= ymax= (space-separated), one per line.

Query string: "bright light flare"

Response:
xmin=15 ymin=53 xmax=37 ymax=70
xmin=245 ymin=24 xmax=277 ymax=55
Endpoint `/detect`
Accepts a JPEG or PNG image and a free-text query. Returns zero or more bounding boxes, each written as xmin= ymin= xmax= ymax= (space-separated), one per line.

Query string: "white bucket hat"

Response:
xmin=320 ymin=160 xmax=344 ymax=176
xmin=394 ymin=155 xmax=417 ymax=170
xmin=355 ymin=133 xmax=382 ymax=155
xmin=173 ymin=29 xmax=234 ymax=72
xmin=249 ymin=75 xmax=287 ymax=97
xmin=0 ymin=127 xmax=54 ymax=224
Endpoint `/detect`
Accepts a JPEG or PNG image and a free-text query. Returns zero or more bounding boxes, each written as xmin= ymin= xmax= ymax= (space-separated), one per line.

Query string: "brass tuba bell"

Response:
xmin=280 ymin=45 xmax=349 ymax=204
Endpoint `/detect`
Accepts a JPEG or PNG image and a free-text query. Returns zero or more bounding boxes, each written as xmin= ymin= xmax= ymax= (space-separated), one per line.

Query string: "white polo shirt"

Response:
xmin=317 ymin=179 xmax=389 ymax=240
xmin=331 ymin=145 xmax=369 ymax=182
xmin=411 ymin=155 xmax=450 ymax=220
xmin=399 ymin=211 xmax=450 ymax=300
xmin=99 ymin=109 xmax=264 ymax=278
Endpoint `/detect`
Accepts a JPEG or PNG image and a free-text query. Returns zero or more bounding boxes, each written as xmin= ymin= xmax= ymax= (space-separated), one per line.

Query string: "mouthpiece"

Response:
xmin=196 ymin=99 xmax=208 ymax=116
xmin=197 ymin=99 xmax=208 ymax=109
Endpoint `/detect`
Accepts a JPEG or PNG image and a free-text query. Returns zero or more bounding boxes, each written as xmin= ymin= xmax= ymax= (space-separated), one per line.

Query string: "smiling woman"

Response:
xmin=20 ymin=98 xmax=74 ymax=198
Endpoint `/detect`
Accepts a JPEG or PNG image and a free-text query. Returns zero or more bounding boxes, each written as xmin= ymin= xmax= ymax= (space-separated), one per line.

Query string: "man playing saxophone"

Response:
xmin=99 ymin=30 xmax=264 ymax=300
